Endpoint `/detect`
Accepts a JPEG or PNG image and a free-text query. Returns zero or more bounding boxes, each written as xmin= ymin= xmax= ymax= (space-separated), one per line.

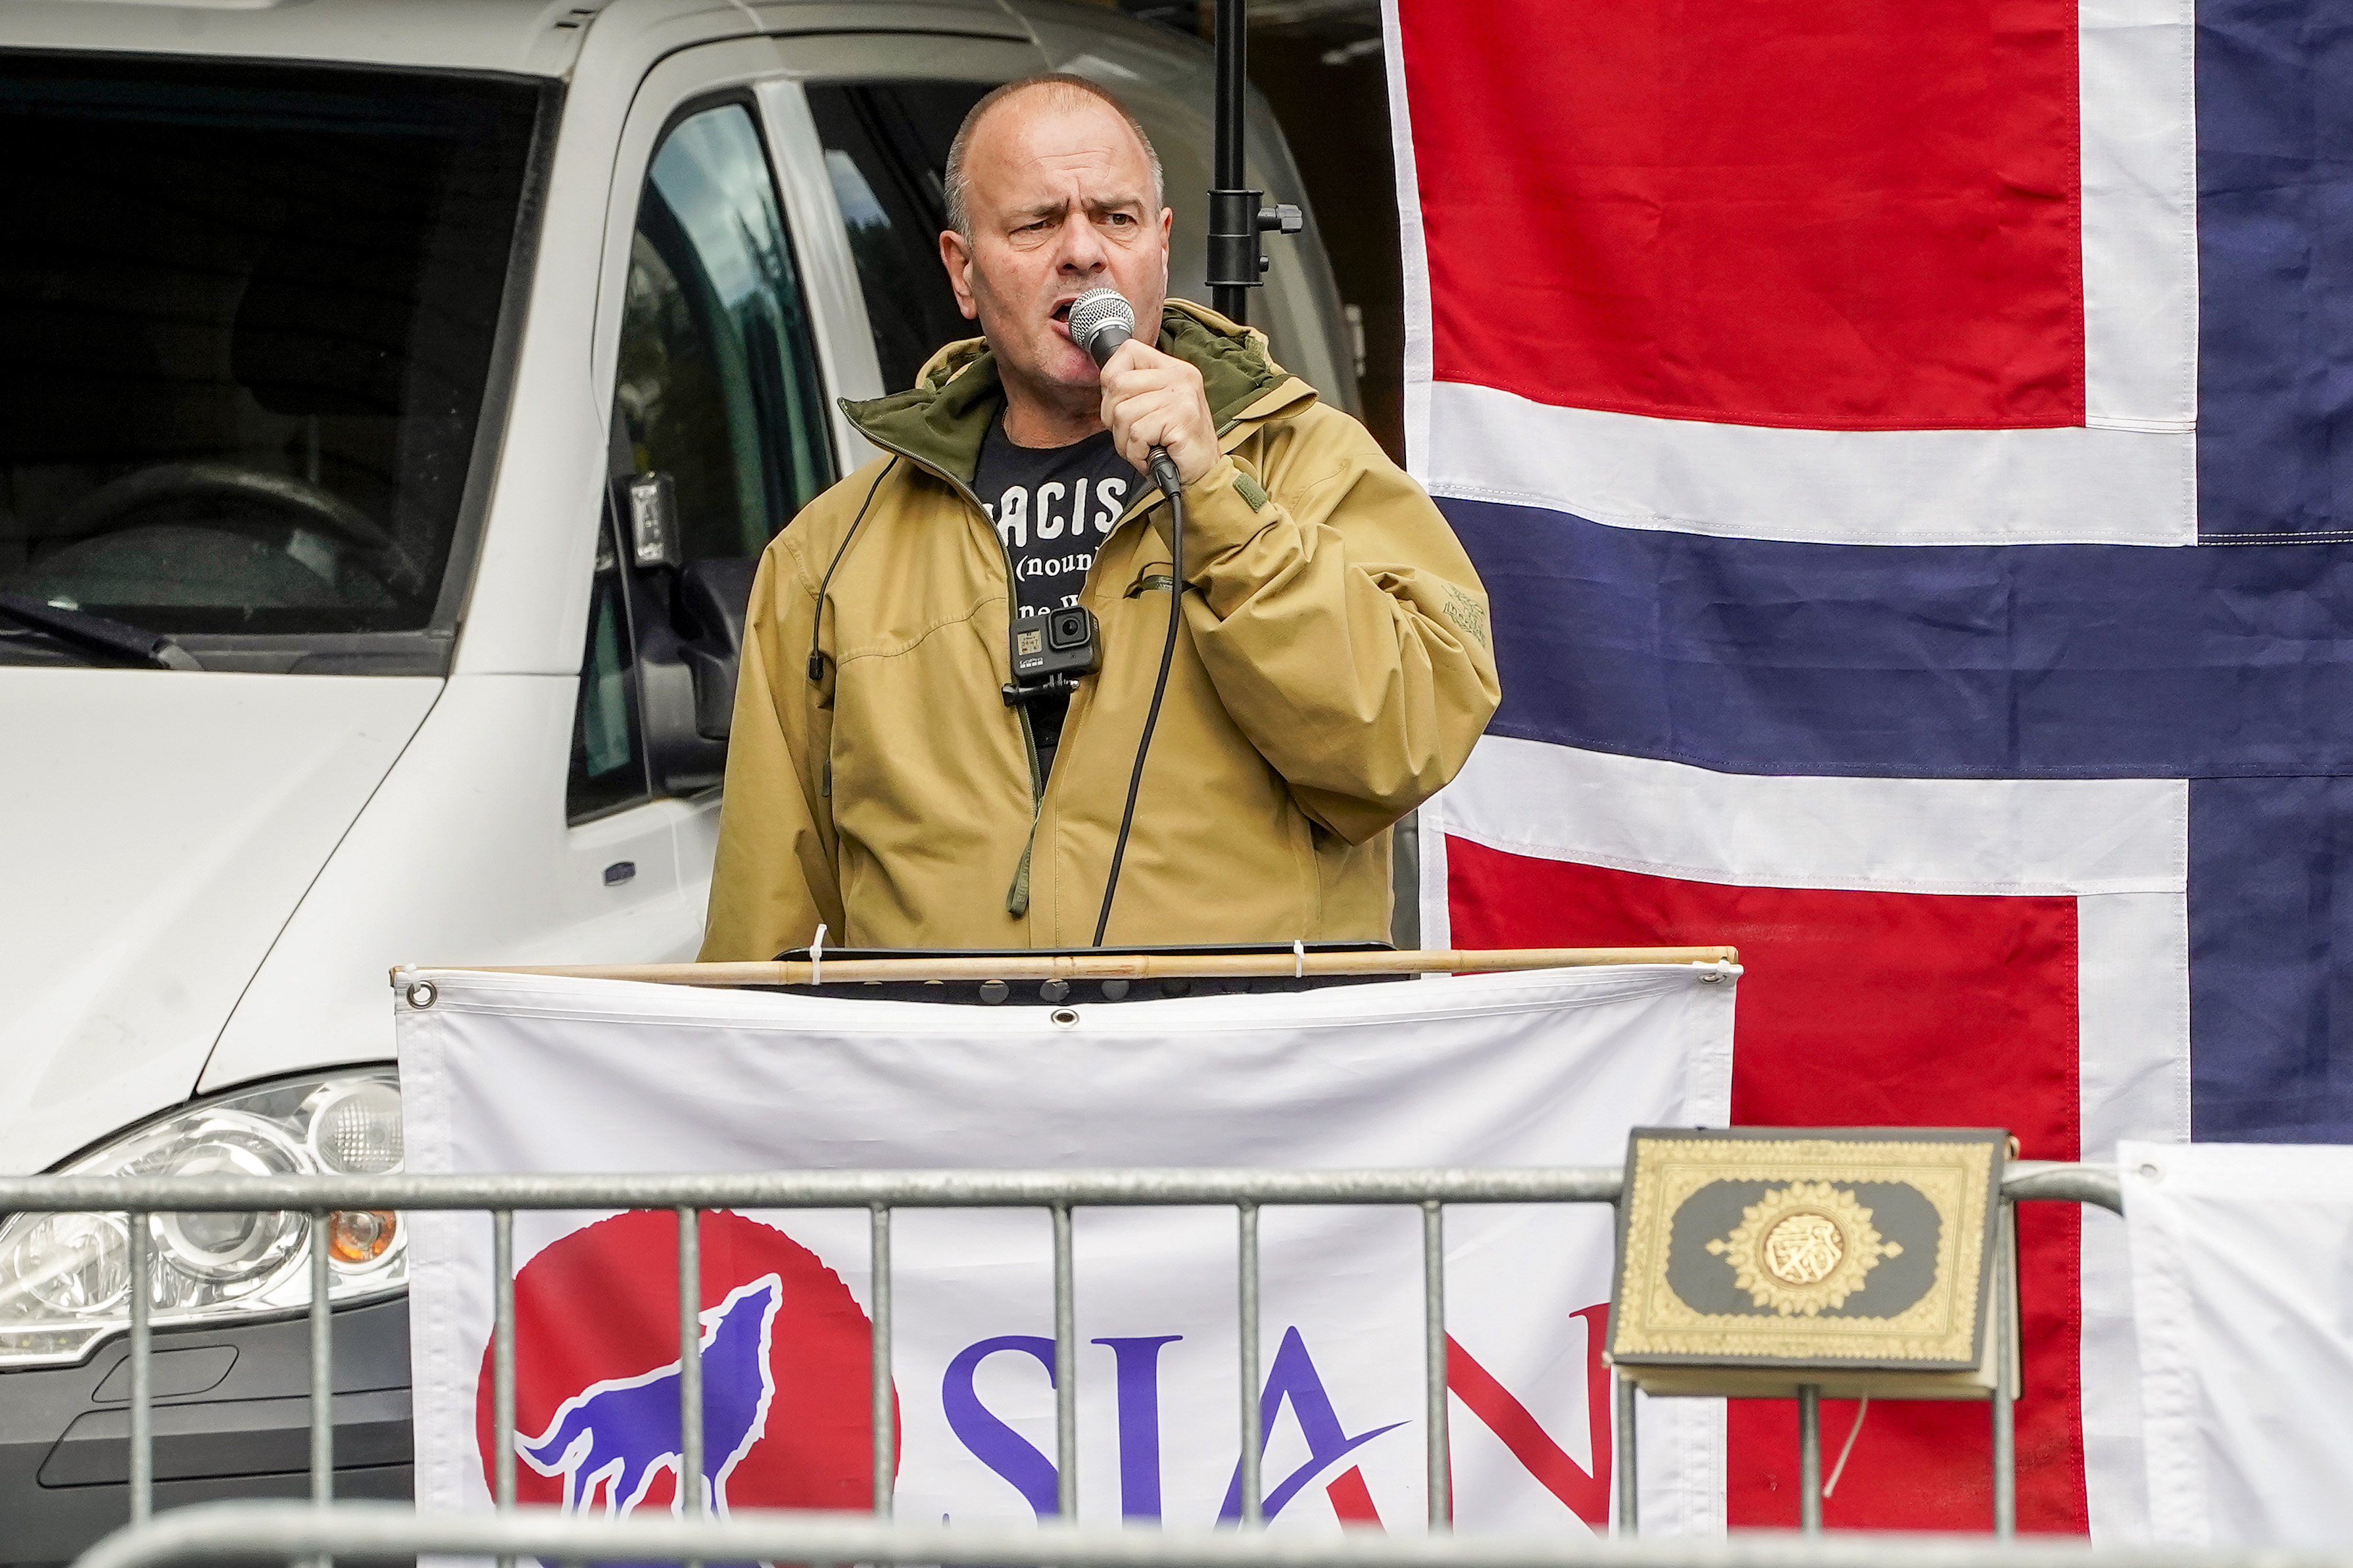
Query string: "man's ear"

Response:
xmin=938 ymin=229 xmax=980 ymax=321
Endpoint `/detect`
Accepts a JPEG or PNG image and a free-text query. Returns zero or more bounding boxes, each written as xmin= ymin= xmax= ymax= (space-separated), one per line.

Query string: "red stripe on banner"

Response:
xmin=1326 ymin=1467 xmax=1386 ymax=1528
xmin=1397 ymin=0 xmax=2084 ymax=431
xmin=1445 ymin=839 xmax=2087 ymax=1533
xmin=1445 ymin=1308 xmax=1612 ymax=1528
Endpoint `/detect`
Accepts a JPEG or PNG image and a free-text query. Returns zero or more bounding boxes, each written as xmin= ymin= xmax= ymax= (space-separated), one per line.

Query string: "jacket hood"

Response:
xmin=842 ymin=298 xmax=1317 ymax=489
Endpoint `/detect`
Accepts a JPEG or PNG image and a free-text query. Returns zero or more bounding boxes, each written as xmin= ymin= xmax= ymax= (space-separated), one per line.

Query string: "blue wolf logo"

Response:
xmin=518 ymin=1274 xmax=783 ymax=1516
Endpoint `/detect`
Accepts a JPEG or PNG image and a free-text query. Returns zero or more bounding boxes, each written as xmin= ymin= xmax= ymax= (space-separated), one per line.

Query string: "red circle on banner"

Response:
xmin=473 ymin=1209 xmax=894 ymax=1513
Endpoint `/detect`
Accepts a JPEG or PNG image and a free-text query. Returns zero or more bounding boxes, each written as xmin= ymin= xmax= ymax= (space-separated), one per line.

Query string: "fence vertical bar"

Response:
xmin=1422 ymin=1199 xmax=1449 ymax=1529
xmin=310 ymin=1212 xmax=333 ymax=1505
xmin=1991 ymin=1200 xmax=2017 ymax=1540
xmin=1237 ymin=1202 xmax=1262 ymax=1527
xmin=679 ymin=1204 xmax=704 ymax=1568
xmin=309 ymin=1211 xmax=335 ymax=1568
xmin=1614 ymin=1371 xmax=1638 ymax=1537
xmin=1797 ymin=1383 xmax=1823 ymax=1536
xmin=1052 ymin=1202 xmax=1079 ymax=1519
xmin=493 ymin=1208 xmax=518 ymax=1568
xmin=871 ymin=1204 xmax=894 ymax=1517
xmin=127 ymin=1211 xmax=152 ymax=1525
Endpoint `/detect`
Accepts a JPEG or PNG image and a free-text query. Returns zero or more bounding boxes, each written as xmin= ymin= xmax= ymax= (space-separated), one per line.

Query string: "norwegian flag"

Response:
xmin=1386 ymin=0 xmax=2350 ymax=1539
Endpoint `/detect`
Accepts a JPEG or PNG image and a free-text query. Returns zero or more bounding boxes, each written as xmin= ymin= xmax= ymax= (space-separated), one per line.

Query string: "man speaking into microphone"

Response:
xmin=699 ymin=73 xmax=1499 ymax=956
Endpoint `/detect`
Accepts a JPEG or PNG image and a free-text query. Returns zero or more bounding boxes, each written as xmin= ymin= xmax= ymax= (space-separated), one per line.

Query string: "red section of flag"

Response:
xmin=1445 ymin=839 xmax=2087 ymax=1532
xmin=1397 ymin=0 xmax=2083 ymax=430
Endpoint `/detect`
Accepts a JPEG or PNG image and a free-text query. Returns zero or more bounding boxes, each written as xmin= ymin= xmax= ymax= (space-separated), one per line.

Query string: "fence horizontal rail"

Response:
xmin=0 ymin=1158 xmax=2122 ymax=1215
xmin=27 ymin=1160 xmax=2122 ymax=1547
xmin=68 ymin=1500 xmax=2316 ymax=1568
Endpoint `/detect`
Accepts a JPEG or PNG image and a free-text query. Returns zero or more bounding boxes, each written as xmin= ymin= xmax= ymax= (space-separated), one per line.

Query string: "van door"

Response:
xmin=662 ymin=37 xmax=1050 ymax=907
xmin=579 ymin=45 xmax=844 ymax=951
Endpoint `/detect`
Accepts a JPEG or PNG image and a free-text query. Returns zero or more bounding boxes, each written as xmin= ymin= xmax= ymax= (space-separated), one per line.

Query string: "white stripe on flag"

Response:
xmin=1427 ymin=736 xmax=2184 ymax=895
xmin=2080 ymin=0 xmax=2198 ymax=433
xmin=1419 ymin=383 xmax=2195 ymax=546
xmin=1379 ymin=0 xmax=1438 ymax=480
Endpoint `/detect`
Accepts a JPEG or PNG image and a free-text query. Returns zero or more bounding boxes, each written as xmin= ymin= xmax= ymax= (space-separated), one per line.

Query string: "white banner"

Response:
xmin=2124 ymin=1141 xmax=2353 ymax=1548
xmin=398 ymin=965 xmax=1735 ymax=1544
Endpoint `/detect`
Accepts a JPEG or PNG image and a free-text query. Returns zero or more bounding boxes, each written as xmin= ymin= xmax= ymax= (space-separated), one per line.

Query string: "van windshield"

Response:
xmin=0 ymin=55 xmax=546 ymax=659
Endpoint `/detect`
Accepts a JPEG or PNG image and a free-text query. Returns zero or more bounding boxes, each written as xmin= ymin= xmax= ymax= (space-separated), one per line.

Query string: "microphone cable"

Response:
xmin=806 ymin=459 xmax=896 ymax=682
xmin=1092 ymin=450 xmax=1184 ymax=947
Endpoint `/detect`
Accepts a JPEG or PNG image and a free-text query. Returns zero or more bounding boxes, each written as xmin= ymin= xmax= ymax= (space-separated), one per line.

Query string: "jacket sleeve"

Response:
xmin=1164 ymin=417 xmax=1503 ymax=845
xmin=697 ymin=538 xmax=845 ymax=961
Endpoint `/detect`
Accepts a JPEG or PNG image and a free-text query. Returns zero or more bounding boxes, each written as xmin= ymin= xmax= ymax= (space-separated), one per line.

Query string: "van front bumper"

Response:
xmin=0 ymin=1296 xmax=412 ymax=1567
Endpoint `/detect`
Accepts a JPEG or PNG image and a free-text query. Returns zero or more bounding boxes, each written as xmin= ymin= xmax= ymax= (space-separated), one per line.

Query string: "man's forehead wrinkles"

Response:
xmin=1034 ymin=143 xmax=1120 ymax=170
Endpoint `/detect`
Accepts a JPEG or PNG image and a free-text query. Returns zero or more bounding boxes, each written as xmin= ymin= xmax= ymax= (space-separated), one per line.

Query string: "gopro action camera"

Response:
xmin=1004 ymin=605 xmax=1100 ymax=705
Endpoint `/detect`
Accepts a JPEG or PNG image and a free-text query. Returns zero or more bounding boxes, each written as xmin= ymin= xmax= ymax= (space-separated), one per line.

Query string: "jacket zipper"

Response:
xmin=852 ymin=427 xmax=1061 ymax=918
xmin=854 ymin=412 xmax=1260 ymax=923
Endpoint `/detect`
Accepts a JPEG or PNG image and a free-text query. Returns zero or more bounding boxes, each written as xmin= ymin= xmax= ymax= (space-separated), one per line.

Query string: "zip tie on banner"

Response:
xmin=809 ymin=923 xmax=827 ymax=987
xmin=1822 ymin=1394 xmax=1868 ymax=1498
xmin=1294 ymin=938 xmax=1306 ymax=978
xmin=1697 ymin=957 xmax=1735 ymax=984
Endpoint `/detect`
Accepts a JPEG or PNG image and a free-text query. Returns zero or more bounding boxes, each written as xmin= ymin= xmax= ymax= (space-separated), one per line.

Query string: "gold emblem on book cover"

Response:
xmin=1707 ymin=1180 xmax=1902 ymax=1315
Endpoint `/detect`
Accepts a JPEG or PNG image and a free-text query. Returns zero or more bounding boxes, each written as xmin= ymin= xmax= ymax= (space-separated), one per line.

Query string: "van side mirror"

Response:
xmin=635 ymin=554 xmax=756 ymax=797
xmin=676 ymin=556 xmax=757 ymax=740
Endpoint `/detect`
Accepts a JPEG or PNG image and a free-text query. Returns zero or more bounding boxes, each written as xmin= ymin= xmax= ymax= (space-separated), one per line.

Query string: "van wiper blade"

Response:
xmin=0 ymin=590 xmax=201 ymax=670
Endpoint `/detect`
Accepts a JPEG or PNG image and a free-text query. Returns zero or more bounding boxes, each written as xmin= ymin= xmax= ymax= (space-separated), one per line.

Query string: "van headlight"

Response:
xmin=0 ymin=1070 xmax=405 ymax=1368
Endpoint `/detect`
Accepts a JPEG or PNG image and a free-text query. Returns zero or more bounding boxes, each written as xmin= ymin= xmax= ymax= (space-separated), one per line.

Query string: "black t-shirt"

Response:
xmin=975 ymin=416 xmax=1138 ymax=778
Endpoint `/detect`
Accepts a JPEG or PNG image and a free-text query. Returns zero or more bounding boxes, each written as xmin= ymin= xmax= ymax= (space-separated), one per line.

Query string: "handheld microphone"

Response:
xmin=1067 ymin=287 xmax=1183 ymax=500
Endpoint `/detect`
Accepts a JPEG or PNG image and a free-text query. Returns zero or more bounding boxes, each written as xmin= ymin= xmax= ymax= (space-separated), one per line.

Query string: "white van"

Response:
xmin=0 ymin=1 xmax=1354 ymax=1556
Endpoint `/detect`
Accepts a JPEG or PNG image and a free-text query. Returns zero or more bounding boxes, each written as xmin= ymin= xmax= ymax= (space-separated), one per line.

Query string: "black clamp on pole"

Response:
xmin=1207 ymin=192 xmax=1305 ymax=304
xmin=1207 ymin=0 xmax=1304 ymax=325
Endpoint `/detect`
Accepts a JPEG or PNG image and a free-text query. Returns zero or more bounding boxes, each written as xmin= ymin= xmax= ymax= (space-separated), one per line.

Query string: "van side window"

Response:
xmin=566 ymin=513 xmax=647 ymax=820
xmin=616 ymin=102 xmax=833 ymax=560
xmin=804 ymin=82 xmax=992 ymax=396
xmin=570 ymin=99 xmax=835 ymax=824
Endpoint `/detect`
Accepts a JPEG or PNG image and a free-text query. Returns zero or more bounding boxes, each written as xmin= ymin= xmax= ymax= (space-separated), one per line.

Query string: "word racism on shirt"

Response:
xmin=986 ymin=474 xmax=1128 ymax=550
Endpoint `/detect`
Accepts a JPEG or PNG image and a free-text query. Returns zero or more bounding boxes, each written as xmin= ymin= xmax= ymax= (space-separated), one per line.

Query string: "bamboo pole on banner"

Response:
xmin=405 ymin=947 xmax=1741 ymax=990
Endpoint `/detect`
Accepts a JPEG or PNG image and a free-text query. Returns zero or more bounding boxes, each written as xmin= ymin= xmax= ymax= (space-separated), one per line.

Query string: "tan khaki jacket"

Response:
xmin=698 ymin=302 xmax=1499 ymax=958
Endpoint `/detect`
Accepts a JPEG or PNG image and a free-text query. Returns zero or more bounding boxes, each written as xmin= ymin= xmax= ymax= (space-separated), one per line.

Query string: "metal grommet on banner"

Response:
xmin=1293 ymin=938 xmax=1305 ymax=978
xmin=1050 ymin=1007 xmax=1080 ymax=1028
xmin=404 ymin=981 xmax=436 ymax=1010
xmin=1696 ymin=959 xmax=1734 ymax=984
xmin=808 ymin=923 xmax=827 ymax=987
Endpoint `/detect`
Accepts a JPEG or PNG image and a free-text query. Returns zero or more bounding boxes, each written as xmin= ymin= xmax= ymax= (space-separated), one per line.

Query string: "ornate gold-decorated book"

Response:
xmin=1607 ymin=1127 xmax=2014 ymax=1400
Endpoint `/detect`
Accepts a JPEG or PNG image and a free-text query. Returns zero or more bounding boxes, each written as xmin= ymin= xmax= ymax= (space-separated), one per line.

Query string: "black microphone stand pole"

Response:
xmin=1206 ymin=0 xmax=1301 ymax=325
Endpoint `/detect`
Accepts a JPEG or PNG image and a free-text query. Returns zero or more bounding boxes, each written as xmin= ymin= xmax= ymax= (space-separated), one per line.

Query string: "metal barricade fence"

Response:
xmin=67 ymin=1496 xmax=2347 ymax=1568
xmin=0 ymin=1160 xmax=2122 ymax=1561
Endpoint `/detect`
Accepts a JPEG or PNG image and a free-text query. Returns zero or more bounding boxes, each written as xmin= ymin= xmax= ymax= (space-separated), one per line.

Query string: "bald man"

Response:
xmin=700 ymin=74 xmax=1499 ymax=957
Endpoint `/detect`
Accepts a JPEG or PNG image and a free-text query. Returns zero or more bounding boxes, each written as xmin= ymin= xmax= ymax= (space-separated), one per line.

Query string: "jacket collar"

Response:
xmin=841 ymin=298 xmax=1317 ymax=492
